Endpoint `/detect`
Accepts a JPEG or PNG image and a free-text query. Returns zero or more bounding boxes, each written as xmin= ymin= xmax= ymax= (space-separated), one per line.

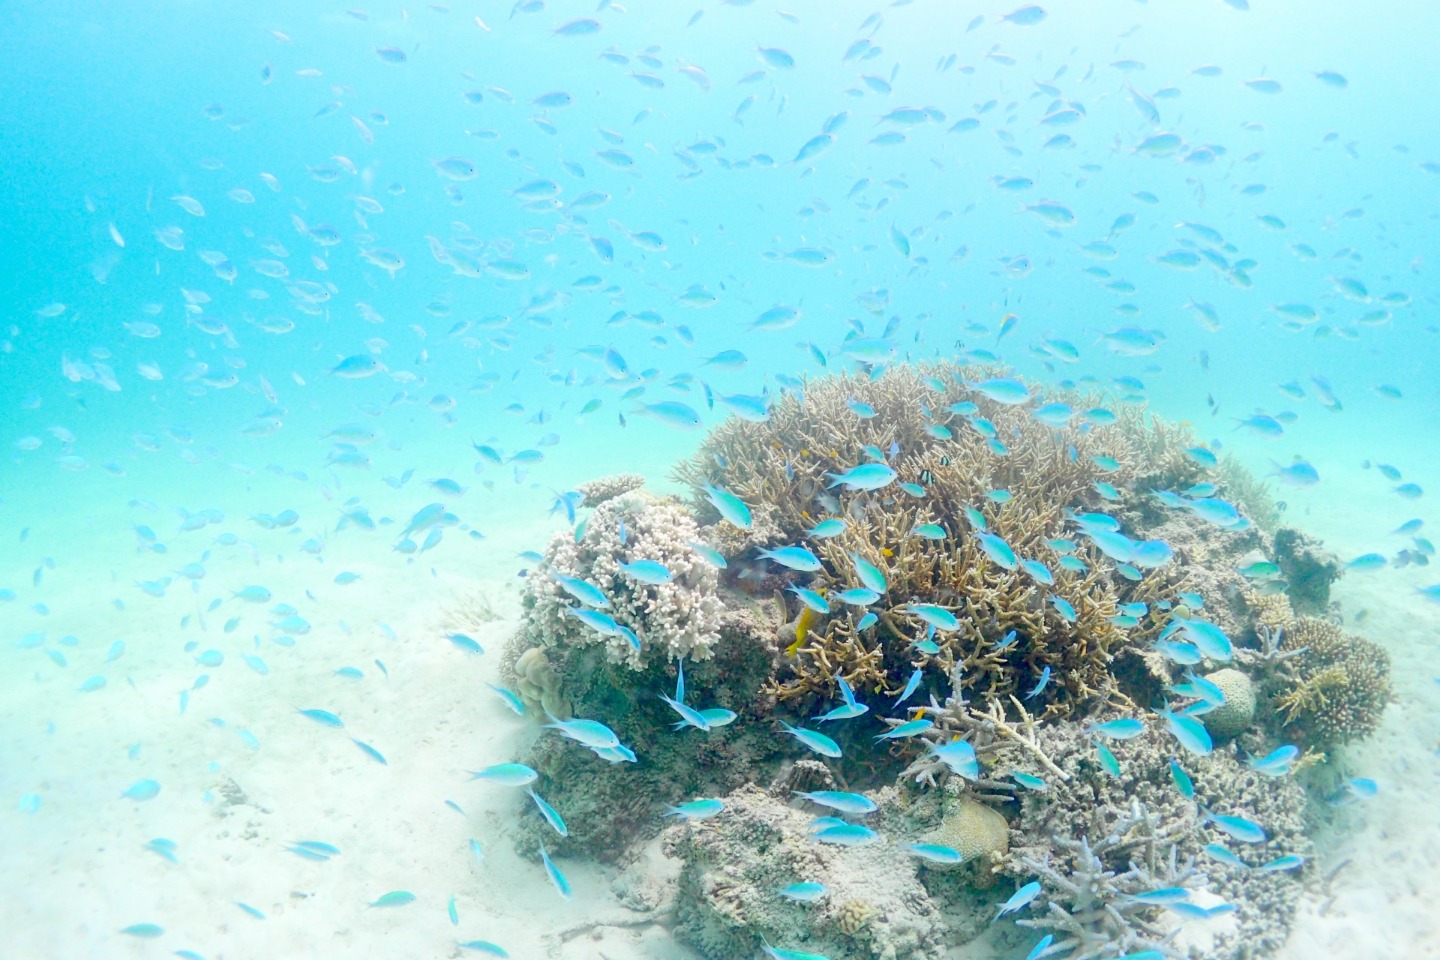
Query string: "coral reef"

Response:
xmin=575 ymin=472 xmax=647 ymax=506
xmin=521 ymin=490 xmax=726 ymax=667
xmin=1007 ymin=721 xmax=1311 ymax=960
xmin=1271 ymin=528 xmax=1341 ymax=616
xmin=486 ymin=360 xmax=1392 ymax=960
xmin=916 ymin=790 xmax=1010 ymax=880
xmin=1270 ymin=616 xmax=1392 ymax=749
xmin=662 ymin=784 xmax=946 ymax=960
xmin=508 ymin=605 xmax=782 ymax=862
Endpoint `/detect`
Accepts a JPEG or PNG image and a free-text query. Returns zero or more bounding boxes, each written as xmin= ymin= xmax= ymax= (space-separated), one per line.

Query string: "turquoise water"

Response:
xmin=2 ymin=1 xmax=1438 ymax=958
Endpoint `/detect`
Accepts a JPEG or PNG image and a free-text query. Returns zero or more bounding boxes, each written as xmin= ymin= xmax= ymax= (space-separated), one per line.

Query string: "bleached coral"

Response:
xmin=575 ymin=471 xmax=647 ymax=505
xmin=522 ymin=490 xmax=725 ymax=667
xmin=1006 ymin=720 xmax=1311 ymax=960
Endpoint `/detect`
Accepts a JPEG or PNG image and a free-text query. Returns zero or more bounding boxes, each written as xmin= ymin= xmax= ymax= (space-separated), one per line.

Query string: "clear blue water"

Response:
xmin=2 ymin=1 xmax=1438 ymax=957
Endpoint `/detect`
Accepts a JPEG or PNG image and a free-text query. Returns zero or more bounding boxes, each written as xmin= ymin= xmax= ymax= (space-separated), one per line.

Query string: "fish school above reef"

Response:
xmin=482 ymin=360 xmax=1391 ymax=960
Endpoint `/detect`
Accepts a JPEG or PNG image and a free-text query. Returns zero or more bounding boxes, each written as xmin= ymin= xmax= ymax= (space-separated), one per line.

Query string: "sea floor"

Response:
xmin=1 ymin=445 xmax=1437 ymax=959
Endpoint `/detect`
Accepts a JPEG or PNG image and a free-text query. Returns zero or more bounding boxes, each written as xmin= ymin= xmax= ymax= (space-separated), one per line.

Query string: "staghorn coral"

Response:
xmin=1006 ymin=721 xmax=1311 ymax=960
xmin=1270 ymin=616 xmax=1391 ymax=749
xmin=673 ymin=362 xmax=1214 ymax=721
xmin=662 ymin=784 xmax=946 ymax=960
xmin=575 ymin=471 xmax=647 ymax=505
xmin=1015 ymin=801 xmax=1201 ymax=960
xmin=521 ymin=490 xmax=725 ymax=667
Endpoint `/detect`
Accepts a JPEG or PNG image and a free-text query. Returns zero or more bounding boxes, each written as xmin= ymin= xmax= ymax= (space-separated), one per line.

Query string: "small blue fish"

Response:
xmin=369 ymin=891 xmax=416 ymax=908
xmin=807 ymin=518 xmax=847 ymax=538
xmin=825 ymin=463 xmax=897 ymax=491
xmin=1095 ymin=742 xmax=1122 ymax=776
xmin=484 ymin=683 xmax=526 ymax=715
xmin=664 ymin=797 xmax=726 ymax=820
xmin=813 ymin=823 xmax=879 ymax=846
xmin=994 ymin=880 xmax=1042 ymax=919
xmin=702 ymin=483 xmax=752 ymax=529
xmin=779 ymin=720 xmax=842 ymax=757
xmin=1011 ymin=771 xmax=1047 ymax=791
xmin=1024 ymin=666 xmax=1051 ymax=700
xmin=297 ymin=707 xmax=344 ymax=728
xmin=779 ymin=882 xmax=828 ymax=902
xmin=928 ymin=739 xmax=979 ymax=779
xmin=757 ymin=545 xmax=823 ymax=572
xmin=788 ymin=585 xmax=830 ymax=614
xmin=468 ymin=763 xmax=539 ymax=787
xmin=1203 ymin=843 xmax=1249 ymax=869
xmin=1160 ymin=707 xmax=1213 ymax=756
xmin=976 ymin=532 xmax=1019 ymax=570
xmin=351 ymin=738 xmax=387 ymax=765
xmin=447 ymin=632 xmax=484 ymax=654
xmin=122 ymin=779 xmax=161 ymax=801
xmin=620 ymin=560 xmax=673 ymax=585
xmin=527 ymin=788 xmax=569 ymax=836
xmin=1203 ymin=809 xmax=1267 ymax=843
xmin=893 ymin=667 xmax=924 ymax=707
xmin=908 ymin=843 xmax=965 ymax=864
xmin=793 ymin=790 xmax=877 ymax=815
xmin=1169 ymin=759 xmax=1195 ymax=798
xmin=876 ymin=718 xmax=932 ymax=740
xmin=539 ymin=843 xmax=571 ymax=900
xmin=1086 ymin=717 xmax=1145 ymax=740
xmin=543 ymin=716 xmax=620 ymax=749
xmin=553 ymin=575 xmax=610 ymax=608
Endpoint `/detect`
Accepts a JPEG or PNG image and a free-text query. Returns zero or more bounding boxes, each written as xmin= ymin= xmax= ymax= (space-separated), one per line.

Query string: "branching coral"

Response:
xmin=672 ymin=362 xmax=1207 ymax=721
xmin=1016 ymin=800 xmax=1199 ymax=960
xmin=1005 ymin=720 xmax=1311 ymax=960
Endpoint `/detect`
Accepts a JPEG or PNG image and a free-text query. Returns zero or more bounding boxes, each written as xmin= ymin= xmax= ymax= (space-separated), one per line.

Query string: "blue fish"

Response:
xmin=994 ymin=880 xmax=1042 ymax=919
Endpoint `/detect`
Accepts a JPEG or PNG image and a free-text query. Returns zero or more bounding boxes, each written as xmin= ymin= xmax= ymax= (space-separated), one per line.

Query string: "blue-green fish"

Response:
xmin=539 ymin=843 xmax=571 ymax=900
xmin=665 ymin=797 xmax=725 ymax=820
xmin=554 ymin=575 xmax=610 ymax=608
xmin=793 ymin=790 xmax=877 ymax=814
xmin=468 ymin=763 xmax=538 ymax=787
xmin=757 ymin=545 xmax=823 ymax=572
xmin=904 ymin=603 xmax=958 ymax=630
xmin=620 ymin=560 xmax=672 ymax=585
xmin=976 ymin=532 xmax=1018 ymax=569
xmin=966 ymin=378 xmax=1032 ymax=405
xmin=826 ymin=463 xmax=897 ymax=491
xmin=778 ymin=720 xmax=842 ymax=758
xmin=702 ymin=483 xmax=752 ymax=530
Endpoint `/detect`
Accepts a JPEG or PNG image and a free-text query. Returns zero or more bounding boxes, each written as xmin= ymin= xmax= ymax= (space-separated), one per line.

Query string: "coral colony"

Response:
xmin=487 ymin=362 xmax=1390 ymax=960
